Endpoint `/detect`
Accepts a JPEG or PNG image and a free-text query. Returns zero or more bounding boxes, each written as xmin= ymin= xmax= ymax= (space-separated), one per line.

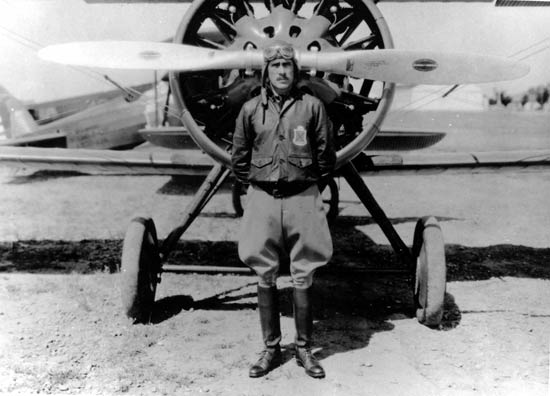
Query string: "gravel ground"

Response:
xmin=0 ymin=163 xmax=549 ymax=395
xmin=2 ymin=106 xmax=550 ymax=396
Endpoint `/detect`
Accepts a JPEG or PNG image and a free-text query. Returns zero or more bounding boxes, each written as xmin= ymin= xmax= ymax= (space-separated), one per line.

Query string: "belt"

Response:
xmin=254 ymin=181 xmax=312 ymax=198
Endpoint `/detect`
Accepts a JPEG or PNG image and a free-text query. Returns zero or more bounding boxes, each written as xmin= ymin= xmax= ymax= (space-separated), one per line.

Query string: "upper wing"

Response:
xmin=84 ymin=0 xmax=493 ymax=2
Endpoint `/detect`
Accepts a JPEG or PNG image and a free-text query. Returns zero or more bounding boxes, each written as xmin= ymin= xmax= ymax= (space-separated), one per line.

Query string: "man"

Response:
xmin=231 ymin=41 xmax=336 ymax=379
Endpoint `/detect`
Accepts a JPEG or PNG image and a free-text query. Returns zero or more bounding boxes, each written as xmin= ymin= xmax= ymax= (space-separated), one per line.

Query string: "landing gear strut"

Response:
xmin=340 ymin=162 xmax=446 ymax=326
xmin=120 ymin=161 xmax=447 ymax=327
xmin=120 ymin=163 xmax=230 ymax=323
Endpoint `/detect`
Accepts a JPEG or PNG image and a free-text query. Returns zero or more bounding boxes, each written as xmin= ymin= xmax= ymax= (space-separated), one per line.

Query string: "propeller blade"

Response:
xmin=298 ymin=49 xmax=530 ymax=84
xmin=38 ymin=41 xmax=264 ymax=71
xmin=39 ymin=41 xmax=529 ymax=85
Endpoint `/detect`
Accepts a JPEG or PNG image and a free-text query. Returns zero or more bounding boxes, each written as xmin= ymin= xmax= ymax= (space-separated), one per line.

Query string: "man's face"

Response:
xmin=267 ymin=59 xmax=294 ymax=94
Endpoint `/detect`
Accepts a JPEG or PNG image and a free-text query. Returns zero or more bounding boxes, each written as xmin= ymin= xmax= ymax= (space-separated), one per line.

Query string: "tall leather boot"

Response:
xmin=249 ymin=285 xmax=282 ymax=378
xmin=293 ymin=287 xmax=325 ymax=379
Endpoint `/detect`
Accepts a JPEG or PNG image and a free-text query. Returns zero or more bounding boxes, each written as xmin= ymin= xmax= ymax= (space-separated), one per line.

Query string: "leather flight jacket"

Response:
xmin=232 ymin=87 xmax=336 ymax=192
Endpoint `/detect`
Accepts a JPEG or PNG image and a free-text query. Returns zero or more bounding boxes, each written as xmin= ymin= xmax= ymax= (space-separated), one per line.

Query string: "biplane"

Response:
xmin=0 ymin=82 xmax=165 ymax=149
xmin=0 ymin=0 xmax=539 ymax=327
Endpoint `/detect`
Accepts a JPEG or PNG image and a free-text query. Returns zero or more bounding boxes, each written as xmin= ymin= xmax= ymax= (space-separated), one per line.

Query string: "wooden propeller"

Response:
xmin=39 ymin=41 xmax=529 ymax=84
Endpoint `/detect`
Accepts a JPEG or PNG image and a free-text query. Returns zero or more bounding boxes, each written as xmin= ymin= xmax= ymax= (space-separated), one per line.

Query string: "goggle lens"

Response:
xmin=264 ymin=45 xmax=295 ymax=62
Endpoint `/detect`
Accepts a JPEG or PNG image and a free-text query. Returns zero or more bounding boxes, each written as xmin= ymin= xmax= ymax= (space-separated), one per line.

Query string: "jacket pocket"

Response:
xmin=251 ymin=157 xmax=273 ymax=168
xmin=288 ymin=156 xmax=313 ymax=168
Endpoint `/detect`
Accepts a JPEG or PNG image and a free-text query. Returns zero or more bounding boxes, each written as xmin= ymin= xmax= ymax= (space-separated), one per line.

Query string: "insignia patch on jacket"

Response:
xmin=292 ymin=126 xmax=307 ymax=146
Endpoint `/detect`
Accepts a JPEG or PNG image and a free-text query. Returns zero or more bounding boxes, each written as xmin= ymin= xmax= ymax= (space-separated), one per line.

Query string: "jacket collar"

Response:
xmin=261 ymin=84 xmax=303 ymax=107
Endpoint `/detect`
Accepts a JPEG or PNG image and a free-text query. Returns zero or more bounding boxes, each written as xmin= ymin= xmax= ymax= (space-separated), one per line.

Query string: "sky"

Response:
xmin=0 ymin=0 xmax=549 ymax=103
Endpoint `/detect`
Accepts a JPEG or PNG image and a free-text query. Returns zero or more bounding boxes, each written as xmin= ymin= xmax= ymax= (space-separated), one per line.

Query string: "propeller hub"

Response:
xmin=229 ymin=6 xmax=336 ymax=54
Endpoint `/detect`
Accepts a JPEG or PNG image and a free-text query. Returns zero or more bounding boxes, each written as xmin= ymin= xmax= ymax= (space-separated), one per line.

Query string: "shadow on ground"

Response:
xmin=7 ymin=212 xmax=545 ymax=360
xmin=1 ymin=214 xmax=549 ymax=280
xmin=149 ymin=275 xmax=461 ymax=364
xmin=6 ymin=170 xmax=88 ymax=184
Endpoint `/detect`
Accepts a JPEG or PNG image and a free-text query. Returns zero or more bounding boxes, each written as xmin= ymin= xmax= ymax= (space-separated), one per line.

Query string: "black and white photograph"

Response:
xmin=0 ymin=0 xmax=549 ymax=394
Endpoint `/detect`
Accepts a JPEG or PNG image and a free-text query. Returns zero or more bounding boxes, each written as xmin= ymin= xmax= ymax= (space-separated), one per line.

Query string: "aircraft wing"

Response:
xmin=357 ymin=150 xmax=550 ymax=175
xmin=0 ymin=146 xmax=214 ymax=176
xmin=85 ymin=0 xmax=493 ymax=2
xmin=23 ymin=82 xmax=156 ymax=125
xmin=0 ymin=145 xmax=548 ymax=176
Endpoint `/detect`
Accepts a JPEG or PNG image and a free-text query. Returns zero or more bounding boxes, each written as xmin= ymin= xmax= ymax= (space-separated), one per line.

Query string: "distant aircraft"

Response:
xmin=0 ymin=82 xmax=169 ymax=150
xmin=0 ymin=0 xmax=542 ymax=328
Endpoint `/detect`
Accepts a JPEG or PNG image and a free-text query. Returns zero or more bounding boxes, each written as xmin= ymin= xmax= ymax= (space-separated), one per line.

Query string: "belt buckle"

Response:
xmin=272 ymin=181 xmax=284 ymax=198
xmin=272 ymin=186 xmax=283 ymax=198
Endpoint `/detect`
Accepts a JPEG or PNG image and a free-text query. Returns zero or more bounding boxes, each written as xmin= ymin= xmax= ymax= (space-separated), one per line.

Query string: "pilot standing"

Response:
xmin=231 ymin=41 xmax=336 ymax=379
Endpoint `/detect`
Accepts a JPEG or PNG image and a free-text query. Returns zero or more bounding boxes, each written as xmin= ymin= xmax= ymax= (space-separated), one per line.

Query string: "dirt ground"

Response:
xmin=0 ymin=165 xmax=549 ymax=396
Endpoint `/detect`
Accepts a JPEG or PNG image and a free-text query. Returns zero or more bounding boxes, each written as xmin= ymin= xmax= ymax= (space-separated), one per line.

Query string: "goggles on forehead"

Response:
xmin=263 ymin=44 xmax=296 ymax=62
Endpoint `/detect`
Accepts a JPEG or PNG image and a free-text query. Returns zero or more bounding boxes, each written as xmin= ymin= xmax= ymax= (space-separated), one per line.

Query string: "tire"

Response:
xmin=120 ymin=217 xmax=160 ymax=324
xmin=412 ymin=216 xmax=446 ymax=327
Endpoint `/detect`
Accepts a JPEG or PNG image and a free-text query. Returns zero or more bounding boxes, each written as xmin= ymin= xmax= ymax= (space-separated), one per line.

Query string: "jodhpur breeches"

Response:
xmin=238 ymin=184 xmax=332 ymax=288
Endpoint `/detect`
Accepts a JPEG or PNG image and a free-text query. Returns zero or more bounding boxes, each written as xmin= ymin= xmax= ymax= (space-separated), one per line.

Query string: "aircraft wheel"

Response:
xmin=412 ymin=216 xmax=446 ymax=327
xmin=120 ymin=217 xmax=161 ymax=324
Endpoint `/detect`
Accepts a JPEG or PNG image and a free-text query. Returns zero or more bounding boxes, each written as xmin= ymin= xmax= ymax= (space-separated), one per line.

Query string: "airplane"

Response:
xmin=0 ymin=81 xmax=169 ymax=150
xmin=0 ymin=0 xmax=542 ymax=328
